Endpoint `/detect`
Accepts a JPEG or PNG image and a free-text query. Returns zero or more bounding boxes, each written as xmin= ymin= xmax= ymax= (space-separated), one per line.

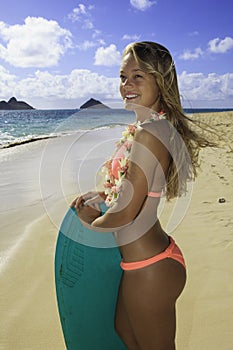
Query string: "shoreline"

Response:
xmin=1 ymin=109 xmax=232 ymax=150
xmin=0 ymin=111 xmax=232 ymax=349
xmin=0 ymin=123 xmax=127 ymax=150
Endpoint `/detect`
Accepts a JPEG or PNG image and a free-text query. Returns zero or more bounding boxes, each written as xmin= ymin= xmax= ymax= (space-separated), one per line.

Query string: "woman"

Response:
xmin=72 ymin=42 xmax=214 ymax=349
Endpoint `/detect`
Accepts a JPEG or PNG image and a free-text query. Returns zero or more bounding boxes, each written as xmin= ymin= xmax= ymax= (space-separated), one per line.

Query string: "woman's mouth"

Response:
xmin=125 ymin=94 xmax=139 ymax=101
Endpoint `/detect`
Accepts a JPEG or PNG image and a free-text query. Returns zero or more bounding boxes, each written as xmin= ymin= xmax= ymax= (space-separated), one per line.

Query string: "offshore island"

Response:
xmin=0 ymin=97 xmax=110 ymax=110
xmin=80 ymin=98 xmax=110 ymax=109
xmin=0 ymin=97 xmax=34 ymax=110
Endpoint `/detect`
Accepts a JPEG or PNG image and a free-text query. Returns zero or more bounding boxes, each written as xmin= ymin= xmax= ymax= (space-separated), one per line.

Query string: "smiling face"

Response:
xmin=119 ymin=53 xmax=161 ymax=119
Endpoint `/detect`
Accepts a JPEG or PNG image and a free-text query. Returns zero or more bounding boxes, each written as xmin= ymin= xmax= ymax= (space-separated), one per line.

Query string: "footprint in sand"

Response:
xmin=216 ymin=173 xmax=229 ymax=185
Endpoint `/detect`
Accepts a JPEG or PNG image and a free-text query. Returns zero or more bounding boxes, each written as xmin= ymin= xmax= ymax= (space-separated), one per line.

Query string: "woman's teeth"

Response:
xmin=125 ymin=94 xmax=138 ymax=100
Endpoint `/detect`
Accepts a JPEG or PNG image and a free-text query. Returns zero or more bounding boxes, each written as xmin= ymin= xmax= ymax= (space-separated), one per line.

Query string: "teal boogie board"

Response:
xmin=55 ymin=203 xmax=127 ymax=349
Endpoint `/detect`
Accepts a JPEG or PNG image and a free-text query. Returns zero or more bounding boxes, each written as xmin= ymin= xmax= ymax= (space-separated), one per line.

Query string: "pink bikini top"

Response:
xmin=111 ymin=144 xmax=162 ymax=198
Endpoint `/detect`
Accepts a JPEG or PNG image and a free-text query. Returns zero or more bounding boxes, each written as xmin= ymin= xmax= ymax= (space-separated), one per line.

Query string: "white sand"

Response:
xmin=0 ymin=112 xmax=232 ymax=349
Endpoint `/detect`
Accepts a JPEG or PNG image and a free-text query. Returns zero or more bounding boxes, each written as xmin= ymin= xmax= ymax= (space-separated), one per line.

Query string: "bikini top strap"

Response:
xmin=148 ymin=191 xmax=162 ymax=198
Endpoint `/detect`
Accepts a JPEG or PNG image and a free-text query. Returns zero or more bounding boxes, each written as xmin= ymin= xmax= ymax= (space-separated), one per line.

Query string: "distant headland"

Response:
xmin=0 ymin=97 xmax=34 ymax=110
xmin=80 ymin=98 xmax=110 ymax=109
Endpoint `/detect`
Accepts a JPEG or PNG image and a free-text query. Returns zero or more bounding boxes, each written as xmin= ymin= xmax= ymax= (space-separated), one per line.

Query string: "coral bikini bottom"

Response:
xmin=120 ymin=236 xmax=186 ymax=271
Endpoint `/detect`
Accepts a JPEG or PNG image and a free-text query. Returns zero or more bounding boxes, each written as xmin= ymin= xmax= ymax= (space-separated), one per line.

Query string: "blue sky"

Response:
xmin=0 ymin=0 xmax=233 ymax=109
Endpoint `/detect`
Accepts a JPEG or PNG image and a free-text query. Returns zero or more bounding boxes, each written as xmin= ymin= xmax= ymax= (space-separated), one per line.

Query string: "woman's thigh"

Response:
xmin=120 ymin=259 xmax=186 ymax=350
xmin=115 ymin=279 xmax=141 ymax=349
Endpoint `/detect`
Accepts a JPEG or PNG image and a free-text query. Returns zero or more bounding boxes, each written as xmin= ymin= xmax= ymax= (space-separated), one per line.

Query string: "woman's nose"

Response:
xmin=122 ymin=78 xmax=133 ymax=87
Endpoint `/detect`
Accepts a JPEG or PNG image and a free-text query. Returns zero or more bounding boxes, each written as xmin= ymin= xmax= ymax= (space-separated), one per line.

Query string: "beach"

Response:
xmin=0 ymin=111 xmax=232 ymax=349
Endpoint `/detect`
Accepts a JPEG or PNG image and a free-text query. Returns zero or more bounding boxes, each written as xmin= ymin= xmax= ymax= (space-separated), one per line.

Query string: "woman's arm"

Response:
xmin=91 ymin=126 xmax=169 ymax=230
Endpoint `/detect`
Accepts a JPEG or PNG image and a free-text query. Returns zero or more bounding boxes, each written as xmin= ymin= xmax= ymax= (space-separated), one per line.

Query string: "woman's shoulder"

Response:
xmin=136 ymin=119 xmax=170 ymax=149
xmin=140 ymin=118 xmax=169 ymax=132
xmin=134 ymin=123 xmax=170 ymax=161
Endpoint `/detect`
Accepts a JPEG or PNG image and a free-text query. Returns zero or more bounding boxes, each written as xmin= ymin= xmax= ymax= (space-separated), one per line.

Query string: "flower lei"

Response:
xmin=102 ymin=111 xmax=166 ymax=207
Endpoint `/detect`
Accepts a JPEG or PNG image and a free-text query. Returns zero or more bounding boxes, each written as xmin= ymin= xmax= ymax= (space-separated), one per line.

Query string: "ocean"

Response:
xmin=0 ymin=107 xmax=232 ymax=148
xmin=0 ymin=109 xmax=135 ymax=148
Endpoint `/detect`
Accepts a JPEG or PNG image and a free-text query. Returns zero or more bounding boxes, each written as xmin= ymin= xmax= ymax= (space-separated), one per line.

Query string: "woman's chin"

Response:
xmin=124 ymin=100 xmax=140 ymax=111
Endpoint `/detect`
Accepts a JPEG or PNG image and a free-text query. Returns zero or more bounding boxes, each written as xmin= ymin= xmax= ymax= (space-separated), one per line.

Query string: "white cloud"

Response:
xmin=0 ymin=65 xmax=17 ymax=96
xmin=179 ymin=47 xmax=204 ymax=60
xmin=208 ymin=36 xmax=233 ymax=53
xmin=68 ymin=3 xmax=94 ymax=29
xmin=94 ymin=44 xmax=121 ymax=66
xmin=130 ymin=0 xmax=157 ymax=11
xmin=1 ymin=66 xmax=232 ymax=108
xmin=0 ymin=69 xmax=120 ymax=102
xmin=179 ymin=36 xmax=233 ymax=61
xmin=122 ymin=34 xmax=141 ymax=41
xmin=0 ymin=17 xmax=72 ymax=68
xmin=77 ymin=38 xmax=106 ymax=51
xmin=77 ymin=40 xmax=97 ymax=50
xmin=68 ymin=4 xmax=87 ymax=21
xmin=92 ymin=30 xmax=101 ymax=38
xmin=83 ymin=19 xmax=94 ymax=30
xmin=75 ymin=3 xmax=87 ymax=15
xmin=98 ymin=39 xmax=106 ymax=46
xmin=178 ymin=71 xmax=233 ymax=102
xmin=0 ymin=65 xmax=16 ymax=82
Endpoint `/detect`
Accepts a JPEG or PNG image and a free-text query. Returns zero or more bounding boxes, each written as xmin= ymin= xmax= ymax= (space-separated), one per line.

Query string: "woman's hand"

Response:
xmin=70 ymin=192 xmax=105 ymax=224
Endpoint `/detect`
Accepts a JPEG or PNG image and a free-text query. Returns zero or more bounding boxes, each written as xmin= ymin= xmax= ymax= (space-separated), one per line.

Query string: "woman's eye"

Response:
xmin=119 ymin=74 xmax=143 ymax=82
xmin=135 ymin=74 xmax=142 ymax=79
xmin=120 ymin=74 xmax=127 ymax=82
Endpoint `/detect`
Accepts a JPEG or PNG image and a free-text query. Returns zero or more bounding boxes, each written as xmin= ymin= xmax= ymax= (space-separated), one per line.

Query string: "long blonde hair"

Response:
xmin=122 ymin=41 xmax=217 ymax=200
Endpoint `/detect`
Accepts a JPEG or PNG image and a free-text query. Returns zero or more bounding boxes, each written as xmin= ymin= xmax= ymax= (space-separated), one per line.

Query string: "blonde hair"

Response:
xmin=122 ymin=41 xmax=217 ymax=200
